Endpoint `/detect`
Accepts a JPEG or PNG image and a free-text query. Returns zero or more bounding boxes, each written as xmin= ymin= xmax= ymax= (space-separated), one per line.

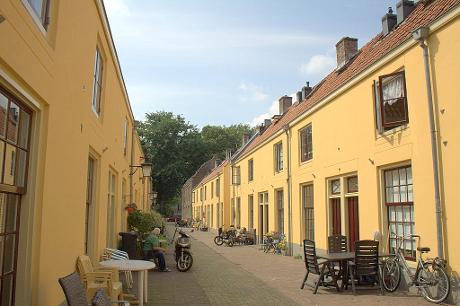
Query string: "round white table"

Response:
xmin=99 ymin=259 xmax=156 ymax=305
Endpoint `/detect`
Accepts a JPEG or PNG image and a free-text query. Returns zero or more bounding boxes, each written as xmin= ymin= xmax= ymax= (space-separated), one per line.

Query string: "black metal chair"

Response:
xmin=348 ymin=240 xmax=384 ymax=295
xmin=300 ymin=239 xmax=335 ymax=293
xmin=328 ymin=235 xmax=348 ymax=253
xmin=58 ymin=272 xmax=130 ymax=306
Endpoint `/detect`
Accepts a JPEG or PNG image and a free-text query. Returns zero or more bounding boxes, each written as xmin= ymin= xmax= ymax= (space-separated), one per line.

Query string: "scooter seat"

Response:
xmin=417 ymin=247 xmax=430 ymax=253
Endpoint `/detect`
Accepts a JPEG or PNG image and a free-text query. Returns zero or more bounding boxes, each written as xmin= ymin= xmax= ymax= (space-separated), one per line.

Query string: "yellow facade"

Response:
xmin=230 ymin=2 xmax=460 ymax=298
xmin=0 ymin=0 xmax=151 ymax=305
xmin=192 ymin=161 xmax=231 ymax=231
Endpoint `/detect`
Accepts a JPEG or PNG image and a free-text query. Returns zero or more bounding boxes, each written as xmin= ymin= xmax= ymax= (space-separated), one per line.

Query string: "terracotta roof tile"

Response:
xmin=237 ymin=0 xmax=459 ymax=161
xmin=196 ymin=159 xmax=228 ymax=187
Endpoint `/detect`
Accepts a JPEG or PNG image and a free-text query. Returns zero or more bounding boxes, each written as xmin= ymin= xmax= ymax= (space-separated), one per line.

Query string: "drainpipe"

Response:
xmin=283 ymin=125 xmax=293 ymax=256
xmin=412 ymin=27 xmax=444 ymax=259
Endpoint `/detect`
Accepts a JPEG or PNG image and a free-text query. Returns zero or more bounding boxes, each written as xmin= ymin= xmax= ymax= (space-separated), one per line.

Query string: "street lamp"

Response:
xmin=129 ymin=162 xmax=152 ymax=177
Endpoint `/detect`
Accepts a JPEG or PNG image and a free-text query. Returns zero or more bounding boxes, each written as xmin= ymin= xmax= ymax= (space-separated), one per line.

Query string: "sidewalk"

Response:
xmin=189 ymin=228 xmax=433 ymax=306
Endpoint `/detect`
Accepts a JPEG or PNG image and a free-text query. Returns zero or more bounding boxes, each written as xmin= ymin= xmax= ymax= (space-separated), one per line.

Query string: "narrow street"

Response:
xmin=139 ymin=224 xmax=433 ymax=306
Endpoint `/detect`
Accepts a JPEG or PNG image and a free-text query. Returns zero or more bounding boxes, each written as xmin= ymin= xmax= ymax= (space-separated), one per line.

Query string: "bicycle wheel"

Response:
xmin=381 ymin=257 xmax=401 ymax=292
xmin=417 ymin=262 xmax=450 ymax=303
xmin=214 ymin=236 xmax=223 ymax=246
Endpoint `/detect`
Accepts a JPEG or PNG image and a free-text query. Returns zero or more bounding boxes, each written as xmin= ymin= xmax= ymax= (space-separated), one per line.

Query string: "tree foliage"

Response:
xmin=137 ymin=111 xmax=252 ymax=214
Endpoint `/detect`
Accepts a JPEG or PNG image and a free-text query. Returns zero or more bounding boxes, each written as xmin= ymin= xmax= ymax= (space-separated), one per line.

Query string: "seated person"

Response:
xmin=143 ymin=228 xmax=170 ymax=272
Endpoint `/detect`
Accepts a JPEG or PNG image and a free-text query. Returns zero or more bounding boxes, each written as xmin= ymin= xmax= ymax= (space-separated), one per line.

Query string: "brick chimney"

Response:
xmin=242 ymin=132 xmax=251 ymax=145
xmin=301 ymin=82 xmax=312 ymax=101
xmin=396 ymin=0 xmax=415 ymax=25
xmin=336 ymin=37 xmax=358 ymax=69
xmin=382 ymin=7 xmax=397 ymax=36
xmin=279 ymin=95 xmax=292 ymax=115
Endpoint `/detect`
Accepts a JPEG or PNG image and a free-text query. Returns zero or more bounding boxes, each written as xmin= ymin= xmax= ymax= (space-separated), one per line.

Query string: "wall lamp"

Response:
xmin=129 ymin=162 xmax=152 ymax=177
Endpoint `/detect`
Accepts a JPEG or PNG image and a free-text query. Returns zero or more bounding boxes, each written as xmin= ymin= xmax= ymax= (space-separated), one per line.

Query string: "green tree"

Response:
xmin=137 ymin=112 xmax=209 ymax=214
xmin=201 ymin=124 xmax=253 ymax=159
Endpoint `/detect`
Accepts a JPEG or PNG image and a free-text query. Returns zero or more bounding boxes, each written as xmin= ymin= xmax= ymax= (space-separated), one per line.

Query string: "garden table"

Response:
xmin=99 ymin=259 xmax=155 ymax=305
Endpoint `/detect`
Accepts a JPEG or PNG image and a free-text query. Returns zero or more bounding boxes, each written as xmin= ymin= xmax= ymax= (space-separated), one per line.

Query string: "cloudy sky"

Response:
xmin=104 ymin=0 xmax=392 ymax=127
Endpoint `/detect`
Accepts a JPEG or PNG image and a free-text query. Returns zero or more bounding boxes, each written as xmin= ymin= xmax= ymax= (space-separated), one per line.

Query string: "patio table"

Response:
xmin=316 ymin=250 xmax=393 ymax=290
xmin=99 ymin=259 xmax=155 ymax=305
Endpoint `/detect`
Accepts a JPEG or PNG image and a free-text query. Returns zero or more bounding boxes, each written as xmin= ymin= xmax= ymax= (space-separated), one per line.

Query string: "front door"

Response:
xmin=347 ymin=196 xmax=359 ymax=251
xmin=331 ymin=198 xmax=341 ymax=235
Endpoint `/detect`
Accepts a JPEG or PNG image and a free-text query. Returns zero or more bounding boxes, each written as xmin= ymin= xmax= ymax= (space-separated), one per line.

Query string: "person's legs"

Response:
xmin=152 ymin=251 xmax=166 ymax=270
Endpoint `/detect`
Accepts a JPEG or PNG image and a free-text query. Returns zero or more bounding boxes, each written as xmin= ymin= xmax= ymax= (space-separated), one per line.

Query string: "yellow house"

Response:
xmin=0 ymin=0 xmax=151 ymax=305
xmin=192 ymin=160 xmax=231 ymax=231
xmin=231 ymin=0 xmax=460 ymax=302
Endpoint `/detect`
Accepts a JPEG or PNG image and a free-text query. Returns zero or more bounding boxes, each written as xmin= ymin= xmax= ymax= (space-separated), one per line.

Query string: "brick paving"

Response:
xmin=137 ymin=225 xmax=434 ymax=305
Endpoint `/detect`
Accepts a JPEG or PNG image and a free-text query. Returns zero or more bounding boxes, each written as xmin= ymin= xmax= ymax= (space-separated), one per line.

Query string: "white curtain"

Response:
xmin=382 ymin=75 xmax=404 ymax=105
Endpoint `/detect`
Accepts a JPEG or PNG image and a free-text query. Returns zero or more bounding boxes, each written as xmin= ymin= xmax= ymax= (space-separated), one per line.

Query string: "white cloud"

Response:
xmin=238 ymin=82 xmax=269 ymax=103
xmin=104 ymin=0 xmax=130 ymax=17
xmin=300 ymin=54 xmax=335 ymax=79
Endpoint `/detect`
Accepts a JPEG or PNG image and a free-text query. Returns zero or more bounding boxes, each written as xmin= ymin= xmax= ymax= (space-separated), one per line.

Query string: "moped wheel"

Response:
xmin=176 ymin=251 xmax=193 ymax=272
xmin=417 ymin=262 xmax=450 ymax=303
xmin=214 ymin=236 xmax=223 ymax=246
xmin=382 ymin=257 xmax=401 ymax=292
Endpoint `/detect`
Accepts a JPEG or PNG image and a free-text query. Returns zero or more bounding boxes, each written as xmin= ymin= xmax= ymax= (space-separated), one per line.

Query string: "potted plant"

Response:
xmin=125 ymin=203 xmax=138 ymax=214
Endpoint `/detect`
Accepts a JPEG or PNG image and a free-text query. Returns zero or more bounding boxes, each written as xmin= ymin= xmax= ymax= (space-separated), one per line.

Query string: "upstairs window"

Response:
xmin=216 ymin=178 xmax=220 ymax=196
xmin=92 ymin=47 xmax=104 ymax=116
xmin=375 ymin=71 xmax=409 ymax=131
xmin=300 ymin=124 xmax=313 ymax=162
xmin=248 ymin=159 xmax=254 ymax=182
xmin=204 ymin=186 xmax=207 ymax=200
xmin=26 ymin=0 xmax=51 ymax=29
xmin=274 ymin=142 xmax=283 ymax=172
xmin=211 ymin=182 xmax=214 ymax=198
xmin=232 ymin=166 xmax=241 ymax=185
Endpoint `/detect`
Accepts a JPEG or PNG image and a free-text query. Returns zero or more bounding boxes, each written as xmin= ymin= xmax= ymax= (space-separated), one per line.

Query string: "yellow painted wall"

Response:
xmin=0 ymin=0 xmax=151 ymax=304
xmin=233 ymin=13 xmax=460 ymax=279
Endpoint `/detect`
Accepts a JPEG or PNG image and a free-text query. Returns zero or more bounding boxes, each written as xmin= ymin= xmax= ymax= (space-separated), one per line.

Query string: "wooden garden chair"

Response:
xmin=300 ymin=239 xmax=337 ymax=293
xmin=77 ymin=255 xmax=123 ymax=303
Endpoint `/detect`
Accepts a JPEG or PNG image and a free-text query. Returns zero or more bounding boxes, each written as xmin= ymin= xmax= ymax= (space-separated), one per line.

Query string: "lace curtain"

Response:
xmin=382 ymin=74 xmax=404 ymax=105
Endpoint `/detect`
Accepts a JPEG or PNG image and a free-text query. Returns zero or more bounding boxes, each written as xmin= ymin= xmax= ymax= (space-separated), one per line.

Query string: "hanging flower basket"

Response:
xmin=125 ymin=203 xmax=138 ymax=213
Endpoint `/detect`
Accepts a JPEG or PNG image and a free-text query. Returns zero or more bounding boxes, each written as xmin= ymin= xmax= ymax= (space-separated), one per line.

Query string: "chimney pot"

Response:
xmin=264 ymin=119 xmax=271 ymax=127
xmin=242 ymin=132 xmax=251 ymax=145
xmin=335 ymin=37 xmax=358 ymax=69
xmin=382 ymin=7 xmax=397 ymax=36
xmin=396 ymin=0 xmax=415 ymax=25
xmin=296 ymin=91 xmax=302 ymax=103
xmin=301 ymin=82 xmax=312 ymax=100
xmin=278 ymin=95 xmax=292 ymax=115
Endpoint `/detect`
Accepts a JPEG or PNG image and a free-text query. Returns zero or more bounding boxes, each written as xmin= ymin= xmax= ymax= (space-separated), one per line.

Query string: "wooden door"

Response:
xmin=347 ymin=196 xmax=359 ymax=251
xmin=331 ymin=198 xmax=341 ymax=235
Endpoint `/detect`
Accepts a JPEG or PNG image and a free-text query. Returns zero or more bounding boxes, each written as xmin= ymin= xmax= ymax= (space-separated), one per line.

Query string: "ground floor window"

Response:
xmin=248 ymin=195 xmax=254 ymax=229
xmin=236 ymin=197 xmax=241 ymax=227
xmin=385 ymin=165 xmax=415 ymax=259
xmin=301 ymin=184 xmax=314 ymax=241
xmin=276 ymin=189 xmax=284 ymax=234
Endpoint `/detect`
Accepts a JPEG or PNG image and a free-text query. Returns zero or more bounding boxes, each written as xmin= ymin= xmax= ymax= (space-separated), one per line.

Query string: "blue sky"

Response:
xmin=105 ymin=0 xmax=392 ymax=127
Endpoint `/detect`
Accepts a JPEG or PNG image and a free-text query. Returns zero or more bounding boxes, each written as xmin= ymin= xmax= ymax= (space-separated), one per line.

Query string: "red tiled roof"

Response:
xmin=196 ymin=159 xmax=228 ymax=187
xmin=237 ymin=0 xmax=459 ymax=161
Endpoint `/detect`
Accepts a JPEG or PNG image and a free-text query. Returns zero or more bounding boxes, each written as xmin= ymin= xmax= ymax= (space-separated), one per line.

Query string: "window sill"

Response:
xmin=375 ymin=124 xmax=409 ymax=139
xmin=299 ymin=159 xmax=313 ymax=167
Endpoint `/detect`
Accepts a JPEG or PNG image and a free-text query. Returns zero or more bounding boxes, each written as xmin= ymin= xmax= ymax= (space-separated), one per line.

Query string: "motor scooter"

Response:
xmin=172 ymin=227 xmax=193 ymax=272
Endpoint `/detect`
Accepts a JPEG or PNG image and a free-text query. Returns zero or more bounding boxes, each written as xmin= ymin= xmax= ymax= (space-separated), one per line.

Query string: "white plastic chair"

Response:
xmin=103 ymin=248 xmax=133 ymax=289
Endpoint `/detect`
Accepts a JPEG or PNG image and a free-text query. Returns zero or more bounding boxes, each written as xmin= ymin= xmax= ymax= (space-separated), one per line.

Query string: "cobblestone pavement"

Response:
xmin=141 ymin=225 xmax=434 ymax=306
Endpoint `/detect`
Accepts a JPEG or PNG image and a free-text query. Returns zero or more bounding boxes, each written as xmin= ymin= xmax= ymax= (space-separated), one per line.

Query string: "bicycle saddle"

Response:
xmin=417 ymin=247 xmax=430 ymax=253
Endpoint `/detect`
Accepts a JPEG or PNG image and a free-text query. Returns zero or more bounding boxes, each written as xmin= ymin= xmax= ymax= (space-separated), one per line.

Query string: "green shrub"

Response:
xmin=127 ymin=210 xmax=165 ymax=238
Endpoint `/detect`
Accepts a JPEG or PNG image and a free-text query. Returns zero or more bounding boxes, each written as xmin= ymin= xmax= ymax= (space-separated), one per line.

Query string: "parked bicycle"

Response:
xmin=381 ymin=233 xmax=450 ymax=303
xmin=263 ymin=232 xmax=285 ymax=254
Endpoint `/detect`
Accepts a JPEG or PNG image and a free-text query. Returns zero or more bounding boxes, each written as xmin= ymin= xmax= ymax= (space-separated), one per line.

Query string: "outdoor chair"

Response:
xmin=103 ymin=248 xmax=133 ymax=289
xmin=328 ymin=235 xmax=347 ymax=253
xmin=300 ymin=239 xmax=337 ymax=293
xmin=77 ymin=255 xmax=123 ymax=303
xmin=58 ymin=272 xmax=129 ymax=306
xmin=347 ymin=240 xmax=384 ymax=295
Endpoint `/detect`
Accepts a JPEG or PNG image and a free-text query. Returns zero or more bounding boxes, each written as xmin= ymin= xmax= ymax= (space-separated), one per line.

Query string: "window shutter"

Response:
xmin=373 ymin=80 xmax=383 ymax=133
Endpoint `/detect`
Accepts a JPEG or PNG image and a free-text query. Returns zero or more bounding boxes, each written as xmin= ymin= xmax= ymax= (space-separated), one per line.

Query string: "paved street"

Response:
xmin=140 ymin=225 xmax=434 ymax=306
